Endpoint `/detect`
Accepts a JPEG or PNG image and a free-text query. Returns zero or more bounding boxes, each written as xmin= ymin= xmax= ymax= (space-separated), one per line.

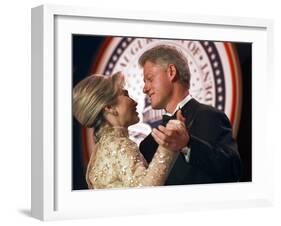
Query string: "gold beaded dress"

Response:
xmin=86 ymin=126 xmax=178 ymax=189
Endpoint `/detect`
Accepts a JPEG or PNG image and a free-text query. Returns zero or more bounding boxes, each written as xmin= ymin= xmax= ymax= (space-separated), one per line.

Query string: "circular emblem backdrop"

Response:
xmin=88 ymin=37 xmax=242 ymax=145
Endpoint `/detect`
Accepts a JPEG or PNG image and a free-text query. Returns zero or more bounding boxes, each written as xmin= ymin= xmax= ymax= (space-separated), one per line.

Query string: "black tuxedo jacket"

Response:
xmin=139 ymin=98 xmax=242 ymax=185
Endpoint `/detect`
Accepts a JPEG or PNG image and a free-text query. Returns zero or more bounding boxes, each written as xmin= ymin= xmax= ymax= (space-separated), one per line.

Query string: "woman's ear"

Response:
xmin=103 ymin=105 xmax=119 ymax=127
xmin=104 ymin=106 xmax=118 ymax=116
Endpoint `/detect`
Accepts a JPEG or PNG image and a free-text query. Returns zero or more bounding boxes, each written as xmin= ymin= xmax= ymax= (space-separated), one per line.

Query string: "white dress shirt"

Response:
xmin=163 ymin=94 xmax=192 ymax=163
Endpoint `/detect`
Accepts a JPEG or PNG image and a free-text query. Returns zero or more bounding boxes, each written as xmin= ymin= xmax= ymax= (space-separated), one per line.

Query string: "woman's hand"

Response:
xmin=151 ymin=110 xmax=190 ymax=151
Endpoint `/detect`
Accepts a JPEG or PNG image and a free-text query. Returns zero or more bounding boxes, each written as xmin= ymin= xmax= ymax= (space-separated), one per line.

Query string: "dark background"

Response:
xmin=72 ymin=35 xmax=252 ymax=190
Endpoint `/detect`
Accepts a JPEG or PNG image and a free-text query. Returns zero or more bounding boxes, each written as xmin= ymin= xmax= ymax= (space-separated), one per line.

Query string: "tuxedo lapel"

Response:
xmin=181 ymin=98 xmax=200 ymax=129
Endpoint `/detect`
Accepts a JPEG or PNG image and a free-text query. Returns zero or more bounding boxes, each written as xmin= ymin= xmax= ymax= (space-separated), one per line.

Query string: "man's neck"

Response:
xmin=165 ymin=86 xmax=189 ymax=114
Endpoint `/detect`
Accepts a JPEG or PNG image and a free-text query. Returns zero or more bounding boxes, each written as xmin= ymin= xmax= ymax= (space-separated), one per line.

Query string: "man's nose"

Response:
xmin=143 ymin=83 xmax=149 ymax=94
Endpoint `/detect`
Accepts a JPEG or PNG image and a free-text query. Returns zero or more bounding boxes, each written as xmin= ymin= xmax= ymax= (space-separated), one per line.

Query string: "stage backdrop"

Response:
xmin=72 ymin=36 xmax=252 ymax=190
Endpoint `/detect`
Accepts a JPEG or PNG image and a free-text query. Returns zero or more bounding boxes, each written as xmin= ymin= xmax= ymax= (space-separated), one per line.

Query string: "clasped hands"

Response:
xmin=151 ymin=110 xmax=190 ymax=152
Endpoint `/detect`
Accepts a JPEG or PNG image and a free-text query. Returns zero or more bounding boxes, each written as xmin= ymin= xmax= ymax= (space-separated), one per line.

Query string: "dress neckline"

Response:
xmin=99 ymin=125 xmax=129 ymax=138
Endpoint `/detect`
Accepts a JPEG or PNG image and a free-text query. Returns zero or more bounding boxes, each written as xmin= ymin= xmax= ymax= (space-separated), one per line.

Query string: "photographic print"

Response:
xmin=72 ymin=36 xmax=252 ymax=190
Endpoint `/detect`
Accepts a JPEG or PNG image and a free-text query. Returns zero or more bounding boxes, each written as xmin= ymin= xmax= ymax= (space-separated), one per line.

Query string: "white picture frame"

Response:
xmin=31 ymin=4 xmax=274 ymax=221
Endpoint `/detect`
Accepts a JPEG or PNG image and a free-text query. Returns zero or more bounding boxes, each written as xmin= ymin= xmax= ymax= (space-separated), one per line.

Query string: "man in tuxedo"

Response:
xmin=138 ymin=45 xmax=241 ymax=185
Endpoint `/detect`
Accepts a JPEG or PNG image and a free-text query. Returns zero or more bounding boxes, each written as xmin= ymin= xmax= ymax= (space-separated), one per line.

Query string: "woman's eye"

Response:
xmin=123 ymin=91 xmax=129 ymax=96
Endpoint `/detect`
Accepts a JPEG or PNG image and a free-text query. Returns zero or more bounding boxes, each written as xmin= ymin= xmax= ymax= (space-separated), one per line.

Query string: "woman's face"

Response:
xmin=114 ymin=89 xmax=139 ymax=127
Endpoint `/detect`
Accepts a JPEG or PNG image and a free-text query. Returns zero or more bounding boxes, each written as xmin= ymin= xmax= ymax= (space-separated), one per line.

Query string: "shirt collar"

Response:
xmin=164 ymin=94 xmax=192 ymax=116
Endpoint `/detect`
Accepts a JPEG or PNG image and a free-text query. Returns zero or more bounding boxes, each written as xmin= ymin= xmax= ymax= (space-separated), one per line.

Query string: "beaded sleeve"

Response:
xmin=115 ymin=138 xmax=178 ymax=187
xmin=87 ymin=127 xmax=178 ymax=189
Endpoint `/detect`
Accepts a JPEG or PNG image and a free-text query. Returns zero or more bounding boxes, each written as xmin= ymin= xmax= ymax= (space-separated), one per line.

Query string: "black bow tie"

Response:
xmin=162 ymin=114 xmax=176 ymax=126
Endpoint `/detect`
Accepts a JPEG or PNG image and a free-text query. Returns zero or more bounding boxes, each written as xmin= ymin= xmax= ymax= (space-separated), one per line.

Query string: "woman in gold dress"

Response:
xmin=73 ymin=72 xmax=184 ymax=189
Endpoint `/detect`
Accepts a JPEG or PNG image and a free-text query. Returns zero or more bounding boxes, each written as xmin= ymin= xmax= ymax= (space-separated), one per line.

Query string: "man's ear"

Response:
xmin=167 ymin=64 xmax=177 ymax=81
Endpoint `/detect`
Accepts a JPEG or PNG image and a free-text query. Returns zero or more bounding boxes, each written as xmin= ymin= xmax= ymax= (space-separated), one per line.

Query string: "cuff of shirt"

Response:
xmin=181 ymin=146 xmax=191 ymax=162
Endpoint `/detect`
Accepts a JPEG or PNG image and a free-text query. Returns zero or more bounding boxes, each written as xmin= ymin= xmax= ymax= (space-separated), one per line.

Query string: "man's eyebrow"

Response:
xmin=143 ymin=73 xmax=152 ymax=81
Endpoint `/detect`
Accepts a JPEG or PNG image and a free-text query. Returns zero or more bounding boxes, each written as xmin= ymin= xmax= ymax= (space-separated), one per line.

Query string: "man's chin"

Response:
xmin=151 ymin=102 xmax=162 ymax=110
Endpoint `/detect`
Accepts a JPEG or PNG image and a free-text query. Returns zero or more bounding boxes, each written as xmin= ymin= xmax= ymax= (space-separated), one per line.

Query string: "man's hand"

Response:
xmin=151 ymin=110 xmax=190 ymax=151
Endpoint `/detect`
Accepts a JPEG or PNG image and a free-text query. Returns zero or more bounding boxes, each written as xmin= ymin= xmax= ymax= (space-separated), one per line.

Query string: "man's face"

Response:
xmin=143 ymin=61 xmax=172 ymax=110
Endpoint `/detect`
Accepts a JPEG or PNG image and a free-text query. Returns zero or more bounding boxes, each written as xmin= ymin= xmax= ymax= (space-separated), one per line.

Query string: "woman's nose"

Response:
xmin=133 ymin=99 xmax=138 ymax=107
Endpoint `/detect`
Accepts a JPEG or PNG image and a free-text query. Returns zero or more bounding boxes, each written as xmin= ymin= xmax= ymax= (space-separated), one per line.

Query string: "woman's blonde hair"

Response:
xmin=73 ymin=72 xmax=124 ymax=139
